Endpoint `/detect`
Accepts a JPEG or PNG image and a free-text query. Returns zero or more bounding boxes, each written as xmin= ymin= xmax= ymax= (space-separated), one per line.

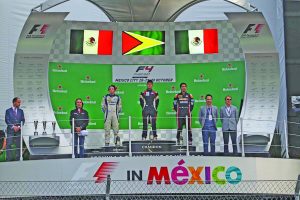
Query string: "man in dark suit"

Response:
xmin=5 ymin=97 xmax=25 ymax=161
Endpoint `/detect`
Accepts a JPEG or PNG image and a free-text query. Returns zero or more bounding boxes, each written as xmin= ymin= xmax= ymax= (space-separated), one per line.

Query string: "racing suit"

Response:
xmin=140 ymin=89 xmax=159 ymax=139
xmin=173 ymin=92 xmax=194 ymax=142
xmin=101 ymin=94 xmax=122 ymax=144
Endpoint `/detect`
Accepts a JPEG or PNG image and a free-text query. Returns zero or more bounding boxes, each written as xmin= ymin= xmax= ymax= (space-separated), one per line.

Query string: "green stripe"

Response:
xmin=175 ymin=31 xmax=189 ymax=54
xmin=70 ymin=30 xmax=84 ymax=54
xmin=128 ymin=31 xmax=165 ymax=55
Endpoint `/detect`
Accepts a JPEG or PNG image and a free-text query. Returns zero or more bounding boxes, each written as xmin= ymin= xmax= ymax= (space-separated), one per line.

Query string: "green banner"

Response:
xmin=49 ymin=61 xmax=245 ymax=129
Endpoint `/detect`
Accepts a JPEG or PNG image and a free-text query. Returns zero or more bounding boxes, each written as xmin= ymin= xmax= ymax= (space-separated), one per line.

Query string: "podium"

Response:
xmin=29 ymin=135 xmax=60 ymax=147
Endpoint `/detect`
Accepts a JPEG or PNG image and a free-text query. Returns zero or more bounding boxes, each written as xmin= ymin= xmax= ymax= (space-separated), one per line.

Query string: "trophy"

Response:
xmin=42 ymin=121 xmax=47 ymax=135
xmin=51 ymin=121 xmax=56 ymax=136
xmin=33 ymin=120 xmax=38 ymax=136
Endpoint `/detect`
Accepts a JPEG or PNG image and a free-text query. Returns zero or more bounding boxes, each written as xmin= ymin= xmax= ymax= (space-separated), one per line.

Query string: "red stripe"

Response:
xmin=203 ymin=29 xmax=218 ymax=54
xmin=122 ymin=32 xmax=142 ymax=55
xmin=98 ymin=30 xmax=113 ymax=55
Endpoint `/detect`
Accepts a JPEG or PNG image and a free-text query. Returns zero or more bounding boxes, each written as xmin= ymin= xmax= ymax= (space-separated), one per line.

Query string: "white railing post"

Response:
xmin=240 ymin=117 xmax=245 ymax=157
xmin=186 ymin=115 xmax=189 ymax=156
xmin=284 ymin=119 xmax=289 ymax=159
xmin=128 ymin=116 xmax=132 ymax=157
xmin=20 ymin=122 xmax=23 ymax=161
xmin=72 ymin=118 xmax=75 ymax=159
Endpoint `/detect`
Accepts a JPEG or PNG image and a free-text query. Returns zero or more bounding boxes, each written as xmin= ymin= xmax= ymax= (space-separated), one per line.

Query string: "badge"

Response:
xmin=146 ymin=92 xmax=149 ymax=96
xmin=208 ymin=114 xmax=212 ymax=121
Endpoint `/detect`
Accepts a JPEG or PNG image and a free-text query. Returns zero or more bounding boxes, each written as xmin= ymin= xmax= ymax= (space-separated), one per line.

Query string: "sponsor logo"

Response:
xmin=26 ymin=24 xmax=49 ymax=38
xmin=223 ymin=83 xmax=238 ymax=91
xmin=222 ymin=63 xmax=237 ymax=71
xmin=94 ymin=162 xmax=118 ymax=183
xmin=115 ymin=90 xmax=125 ymax=95
xmin=194 ymin=95 xmax=206 ymax=103
xmin=113 ymin=65 xmax=175 ymax=83
xmin=52 ymin=64 xmax=67 ymax=73
xmin=142 ymin=145 xmax=163 ymax=149
xmin=166 ymin=111 xmax=176 ymax=115
xmin=54 ymin=106 xmax=68 ymax=115
xmin=194 ymin=74 xmax=210 ymax=83
xmin=166 ymin=85 xmax=180 ymax=94
xmin=83 ymin=96 xmax=96 ymax=104
xmin=241 ymin=24 xmax=264 ymax=38
xmin=81 ymin=75 xmax=96 ymax=84
xmin=52 ymin=84 xmax=68 ymax=93
xmin=191 ymin=37 xmax=202 ymax=46
xmin=89 ymin=122 xmax=97 ymax=126
xmin=133 ymin=66 xmax=154 ymax=79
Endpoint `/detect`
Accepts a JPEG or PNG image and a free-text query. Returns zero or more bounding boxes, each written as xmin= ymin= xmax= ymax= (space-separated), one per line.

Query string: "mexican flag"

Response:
xmin=175 ymin=29 xmax=218 ymax=54
xmin=70 ymin=30 xmax=113 ymax=55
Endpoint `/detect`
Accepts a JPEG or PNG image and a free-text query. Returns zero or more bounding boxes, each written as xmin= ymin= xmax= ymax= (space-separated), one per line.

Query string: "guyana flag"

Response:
xmin=70 ymin=30 xmax=113 ymax=55
xmin=175 ymin=29 xmax=218 ymax=54
xmin=122 ymin=31 xmax=165 ymax=55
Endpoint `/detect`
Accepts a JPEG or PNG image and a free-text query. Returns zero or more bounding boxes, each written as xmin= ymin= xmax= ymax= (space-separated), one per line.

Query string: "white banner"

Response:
xmin=112 ymin=65 xmax=176 ymax=83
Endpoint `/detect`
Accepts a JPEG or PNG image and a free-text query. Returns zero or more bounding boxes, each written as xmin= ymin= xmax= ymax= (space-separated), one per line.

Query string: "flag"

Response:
xmin=122 ymin=31 xmax=165 ymax=55
xmin=70 ymin=30 xmax=113 ymax=55
xmin=175 ymin=29 xmax=218 ymax=54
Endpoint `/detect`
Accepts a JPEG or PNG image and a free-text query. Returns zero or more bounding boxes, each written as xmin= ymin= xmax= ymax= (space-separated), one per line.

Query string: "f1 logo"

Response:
xmin=243 ymin=24 xmax=264 ymax=34
xmin=136 ymin=66 xmax=154 ymax=73
xmin=28 ymin=24 xmax=49 ymax=35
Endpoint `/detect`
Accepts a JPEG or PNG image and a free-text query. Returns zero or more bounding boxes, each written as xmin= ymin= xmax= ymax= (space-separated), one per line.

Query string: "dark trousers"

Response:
xmin=176 ymin=116 xmax=192 ymax=142
xmin=223 ymin=130 xmax=237 ymax=154
xmin=142 ymin=110 xmax=157 ymax=138
xmin=6 ymin=132 xmax=21 ymax=161
xmin=74 ymin=133 xmax=85 ymax=158
xmin=202 ymin=126 xmax=216 ymax=155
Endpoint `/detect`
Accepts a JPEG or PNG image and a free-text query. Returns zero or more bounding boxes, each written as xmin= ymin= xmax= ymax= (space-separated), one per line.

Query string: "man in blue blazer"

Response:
xmin=220 ymin=95 xmax=239 ymax=154
xmin=5 ymin=97 xmax=25 ymax=161
xmin=199 ymin=94 xmax=218 ymax=155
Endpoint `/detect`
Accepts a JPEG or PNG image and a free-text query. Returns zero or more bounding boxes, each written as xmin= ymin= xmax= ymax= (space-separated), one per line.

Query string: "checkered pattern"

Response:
xmin=49 ymin=21 xmax=244 ymax=64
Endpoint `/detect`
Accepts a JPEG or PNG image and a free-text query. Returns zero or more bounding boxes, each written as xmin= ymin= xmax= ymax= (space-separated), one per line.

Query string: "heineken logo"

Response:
xmin=194 ymin=95 xmax=206 ymax=103
xmin=171 ymin=85 xmax=176 ymax=91
xmin=83 ymin=96 xmax=96 ymax=104
xmin=52 ymin=65 xmax=67 ymax=73
xmin=223 ymin=83 xmax=238 ymax=91
xmin=80 ymin=75 xmax=96 ymax=84
xmin=86 ymin=37 xmax=96 ymax=46
xmin=194 ymin=74 xmax=209 ymax=83
xmin=55 ymin=106 xmax=67 ymax=115
xmin=191 ymin=37 xmax=202 ymax=46
xmin=222 ymin=63 xmax=237 ymax=71
xmin=52 ymin=84 xmax=68 ymax=93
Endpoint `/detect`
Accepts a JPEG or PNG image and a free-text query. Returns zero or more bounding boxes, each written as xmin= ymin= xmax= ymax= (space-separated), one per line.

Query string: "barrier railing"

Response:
xmin=0 ymin=177 xmax=299 ymax=199
xmin=0 ymin=116 xmax=299 ymax=161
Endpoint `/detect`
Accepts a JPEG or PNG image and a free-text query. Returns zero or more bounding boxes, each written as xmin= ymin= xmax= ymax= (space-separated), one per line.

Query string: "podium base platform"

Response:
xmin=29 ymin=135 xmax=60 ymax=147
xmin=122 ymin=140 xmax=176 ymax=153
